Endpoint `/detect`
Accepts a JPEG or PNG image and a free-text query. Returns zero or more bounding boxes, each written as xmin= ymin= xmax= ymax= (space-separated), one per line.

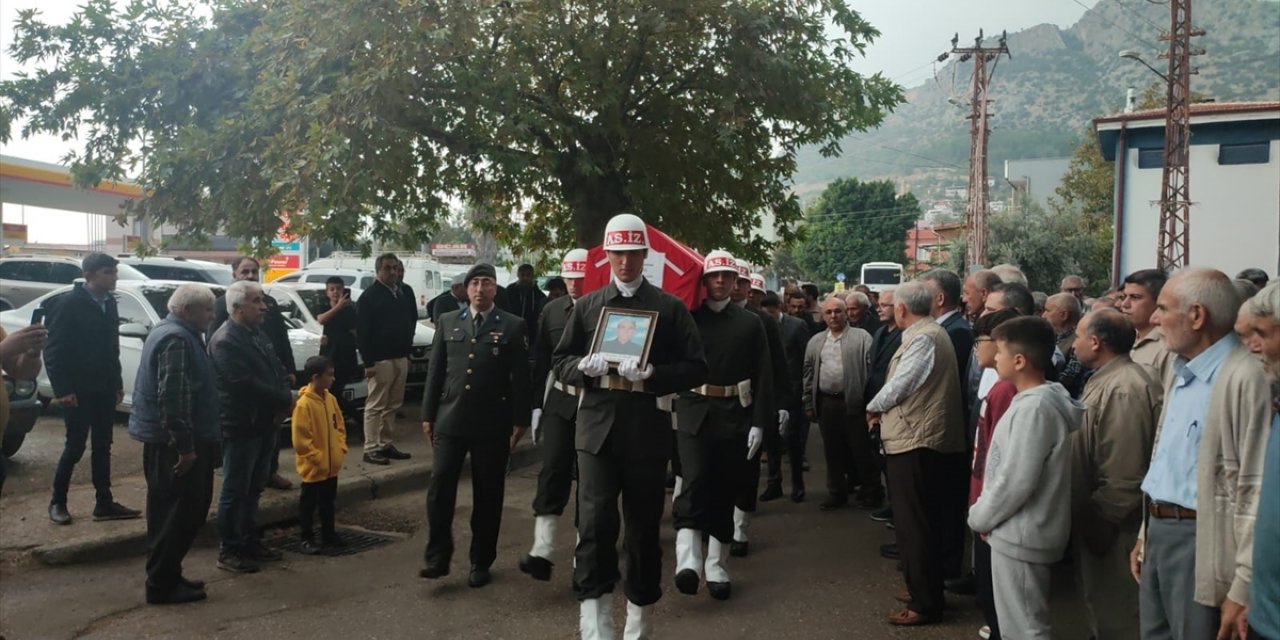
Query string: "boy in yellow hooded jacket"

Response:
xmin=292 ymin=356 xmax=348 ymax=554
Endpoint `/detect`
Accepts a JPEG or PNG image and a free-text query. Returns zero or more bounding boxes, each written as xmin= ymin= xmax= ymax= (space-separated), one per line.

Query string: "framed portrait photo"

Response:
xmin=591 ymin=307 xmax=659 ymax=368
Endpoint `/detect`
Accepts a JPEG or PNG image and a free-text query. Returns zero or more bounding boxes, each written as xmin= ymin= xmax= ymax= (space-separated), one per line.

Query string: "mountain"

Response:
xmin=792 ymin=0 xmax=1280 ymax=199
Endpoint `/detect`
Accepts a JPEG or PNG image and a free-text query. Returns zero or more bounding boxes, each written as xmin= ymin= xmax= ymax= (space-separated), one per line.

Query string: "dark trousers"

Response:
xmin=299 ymin=477 xmax=338 ymax=538
xmin=763 ymin=411 xmax=785 ymax=488
xmin=574 ymin=431 xmax=668 ymax=606
xmin=817 ymin=394 xmax=880 ymax=500
xmin=532 ymin=413 xmax=576 ymax=516
xmin=144 ymin=441 xmax=215 ymax=591
xmin=941 ymin=452 xmax=971 ymax=579
xmin=424 ymin=433 xmax=510 ymax=570
xmin=974 ymin=536 xmax=1002 ymax=639
xmin=217 ymin=430 xmax=276 ymax=550
xmin=783 ymin=401 xmax=808 ymax=492
xmin=736 ymin=437 xmax=763 ymax=513
xmin=51 ymin=388 xmax=117 ymax=506
xmin=673 ymin=429 xmax=742 ymax=542
xmin=886 ymin=447 xmax=949 ymax=617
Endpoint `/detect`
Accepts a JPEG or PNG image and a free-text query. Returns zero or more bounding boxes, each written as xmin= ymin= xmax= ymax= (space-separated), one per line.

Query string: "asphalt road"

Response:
xmin=0 ymin=426 xmax=1094 ymax=640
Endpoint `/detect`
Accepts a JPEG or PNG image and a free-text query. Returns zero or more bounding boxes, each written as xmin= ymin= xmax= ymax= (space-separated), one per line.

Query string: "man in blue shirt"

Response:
xmin=1244 ymin=283 xmax=1280 ymax=640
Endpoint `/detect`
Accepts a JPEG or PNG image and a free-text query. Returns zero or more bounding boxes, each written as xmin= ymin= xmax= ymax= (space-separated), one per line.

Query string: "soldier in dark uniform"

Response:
xmin=671 ymin=251 xmax=772 ymax=601
xmin=519 ymin=249 xmax=588 ymax=582
xmin=553 ymin=214 xmax=707 ymax=640
xmin=419 ymin=263 xmax=531 ymax=589
xmin=727 ymin=262 xmax=789 ymax=557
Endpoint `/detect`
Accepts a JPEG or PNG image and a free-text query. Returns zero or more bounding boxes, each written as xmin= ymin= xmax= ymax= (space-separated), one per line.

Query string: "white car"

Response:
xmin=116 ymin=256 xmax=234 ymax=286
xmin=263 ymin=284 xmax=435 ymax=387
xmin=270 ymin=268 xmax=376 ymax=297
xmin=0 ymin=281 xmax=354 ymax=412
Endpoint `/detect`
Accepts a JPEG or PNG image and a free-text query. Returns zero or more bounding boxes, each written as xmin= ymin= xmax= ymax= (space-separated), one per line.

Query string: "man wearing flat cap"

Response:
xmin=420 ymin=263 xmax=532 ymax=589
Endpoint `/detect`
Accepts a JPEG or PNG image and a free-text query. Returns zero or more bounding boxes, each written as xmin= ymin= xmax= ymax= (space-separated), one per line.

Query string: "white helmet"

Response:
xmin=703 ymin=249 xmax=738 ymax=276
xmin=734 ymin=259 xmax=751 ymax=281
xmin=560 ymin=248 xmax=589 ymax=279
xmin=749 ymin=273 xmax=767 ymax=293
xmin=602 ymin=213 xmax=649 ymax=251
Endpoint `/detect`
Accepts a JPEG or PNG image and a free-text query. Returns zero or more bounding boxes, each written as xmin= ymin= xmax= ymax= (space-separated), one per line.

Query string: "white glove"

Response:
xmin=618 ymin=359 xmax=654 ymax=382
xmin=746 ymin=427 xmax=763 ymax=460
xmin=531 ymin=409 xmax=543 ymax=443
xmin=578 ymin=353 xmax=609 ymax=377
xmin=778 ymin=409 xmax=789 ymax=429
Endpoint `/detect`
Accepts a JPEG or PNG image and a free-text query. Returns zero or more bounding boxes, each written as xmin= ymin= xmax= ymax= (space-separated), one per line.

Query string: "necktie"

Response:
xmin=473 ymin=312 xmax=484 ymax=332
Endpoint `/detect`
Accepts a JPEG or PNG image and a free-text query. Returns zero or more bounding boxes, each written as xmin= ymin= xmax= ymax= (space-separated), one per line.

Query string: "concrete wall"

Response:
xmin=1117 ymin=140 xmax=1280 ymax=279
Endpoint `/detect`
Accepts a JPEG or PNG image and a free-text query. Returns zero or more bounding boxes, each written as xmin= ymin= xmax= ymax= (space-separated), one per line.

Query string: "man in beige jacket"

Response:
xmin=1071 ymin=309 xmax=1163 ymax=639
xmin=866 ymin=281 xmax=965 ymax=627
xmin=1130 ymin=268 xmax=1271 ymax=640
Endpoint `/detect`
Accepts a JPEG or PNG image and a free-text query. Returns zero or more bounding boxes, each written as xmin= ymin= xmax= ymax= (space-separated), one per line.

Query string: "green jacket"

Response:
xmin=421 ymin=306 xmax=531 ymax=437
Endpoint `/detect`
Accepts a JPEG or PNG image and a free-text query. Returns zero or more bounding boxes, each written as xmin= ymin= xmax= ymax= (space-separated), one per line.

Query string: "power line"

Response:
xmin=846 ymin=136 xmax=966 ymax=170
xmin=1066 ymin=0 xmax=1161 ymax=50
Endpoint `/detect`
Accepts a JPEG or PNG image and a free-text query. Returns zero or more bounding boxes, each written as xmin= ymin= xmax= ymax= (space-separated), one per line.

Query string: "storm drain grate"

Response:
xmin=270 ymin=527 xmax=401 ymax=557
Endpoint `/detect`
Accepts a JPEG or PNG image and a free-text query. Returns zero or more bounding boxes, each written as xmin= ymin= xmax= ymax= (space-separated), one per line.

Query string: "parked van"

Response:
xmin=306 ymin=252 xmax=448 ymax=312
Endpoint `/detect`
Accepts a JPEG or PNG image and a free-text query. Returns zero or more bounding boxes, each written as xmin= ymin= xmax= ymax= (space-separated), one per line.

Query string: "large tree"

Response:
xmin=1 ymin=0 xmax=902 ymax=260
xmin=793 ymin=177 xmax=918 ymax=284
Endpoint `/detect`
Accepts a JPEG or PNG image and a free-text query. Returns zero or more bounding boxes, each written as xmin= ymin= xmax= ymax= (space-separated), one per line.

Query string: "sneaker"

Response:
xmin=245 ymin=541 xmax=283 ymax=562
xmin=217 ymin=551 xmax=260 ymax=574
xmin=49 ymin=503 xmax=72 ymax=525
xmin=92 ymin=501 xmax=142 ymax=521
xmin=266 ymin=473 xmax=293 ymax=490
xmin=381 ymin=445 xmax=411 ymax=460
xmin=299 ymin=538 xmax=325 ymax=555
xmin=870 ymin=506 xmax=894 ymax=523
xmin=363 ymin=451 xmax=390 ymax=465
xmin=978 ymin=625 xmax=992 ymax=639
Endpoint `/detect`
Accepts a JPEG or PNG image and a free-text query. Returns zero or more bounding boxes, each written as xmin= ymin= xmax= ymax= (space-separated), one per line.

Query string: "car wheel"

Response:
xmin=2 ymin=429 xmax=27 ymax=457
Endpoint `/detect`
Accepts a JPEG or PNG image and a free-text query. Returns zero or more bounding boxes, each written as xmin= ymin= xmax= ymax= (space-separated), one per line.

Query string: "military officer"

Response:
xmin=553 ymin=213 xmax=707 ymax=640
xmin=419 ymin=263 xmax=531 ymax=589
xmin=672 ymin=251 xmax=773 ymax=601
xmin=728 ymin=261 xmax=789 ymax=557
xmin=519 ymin=248 xmax=588 ymax=582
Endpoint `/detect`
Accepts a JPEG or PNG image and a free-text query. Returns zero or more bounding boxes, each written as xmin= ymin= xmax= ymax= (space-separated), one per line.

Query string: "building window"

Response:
xmin=1218 ymin=142 xmax=1270 ymax=165
xmin=1137 ymin=148 xmax=1163 ymax=169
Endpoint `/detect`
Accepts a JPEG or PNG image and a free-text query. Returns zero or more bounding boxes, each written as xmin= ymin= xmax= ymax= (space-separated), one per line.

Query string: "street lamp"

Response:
xmin=1119 ymin=50 xmax=1168 ymax=82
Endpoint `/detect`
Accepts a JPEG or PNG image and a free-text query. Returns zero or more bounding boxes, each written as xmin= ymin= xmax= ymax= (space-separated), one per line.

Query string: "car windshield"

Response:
xmin=206 ymin=268 xmax=234 ymax=285
xmin=116 ymin=263 xmax=150 ymax=280
xmin=136 ymin=284 xmax=224 ymax=318
xmin=294 ymin=289 xmax=331 ymax=319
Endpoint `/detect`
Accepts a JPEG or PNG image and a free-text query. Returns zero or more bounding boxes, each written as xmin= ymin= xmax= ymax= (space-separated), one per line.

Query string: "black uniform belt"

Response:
xmin=552 ymin=380 xmax=580 ymax=396
xmin=594 ymin=375 xmax=647 ymax=393
xmin=692 ymin=383 xmax=740 ymax=398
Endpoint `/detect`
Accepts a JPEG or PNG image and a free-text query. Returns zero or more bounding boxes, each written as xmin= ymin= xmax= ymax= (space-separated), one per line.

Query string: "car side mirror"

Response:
xmin=118 ymin=322 xmax=150 ymax=339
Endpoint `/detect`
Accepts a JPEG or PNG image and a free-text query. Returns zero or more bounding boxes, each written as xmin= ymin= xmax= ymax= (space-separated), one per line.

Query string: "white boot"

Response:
xmin=573 ymin=531 xmax=580 ymax=569
xmin=731 ymin=507 xmax=750 ymax=557
xmin=672 ymin=475 xmax=683 ymax=509
xmin=579 ymin=593 xmax=614 ymax=640
xmin=705 ymin=537 xmax=732 ymax=600
xmin=530 ymin=514 xmax=557 ymax=559
xmin=674 ymin=528 xmax=703 ymax=595
xmin=623 ymin=600 xmax=653 ymax=640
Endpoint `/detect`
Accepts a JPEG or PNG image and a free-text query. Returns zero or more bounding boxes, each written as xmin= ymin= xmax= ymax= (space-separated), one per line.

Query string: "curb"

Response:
xmin=29 ymin=442 xmax=542 ymax=566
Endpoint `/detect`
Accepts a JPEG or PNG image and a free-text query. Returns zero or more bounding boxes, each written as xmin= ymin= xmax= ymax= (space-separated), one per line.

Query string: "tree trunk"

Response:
xmin=558 ymin=162 xmax=630 ymax=249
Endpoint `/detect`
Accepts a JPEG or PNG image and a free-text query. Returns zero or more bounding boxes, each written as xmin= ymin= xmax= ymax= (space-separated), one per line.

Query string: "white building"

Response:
xmin=1095 ymin=102 xmax=1280 ymax=283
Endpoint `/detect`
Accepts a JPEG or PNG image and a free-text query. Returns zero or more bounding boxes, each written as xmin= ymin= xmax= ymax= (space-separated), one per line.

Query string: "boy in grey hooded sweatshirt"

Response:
xmin=969 ymin=317 xmax=1085 ymax=640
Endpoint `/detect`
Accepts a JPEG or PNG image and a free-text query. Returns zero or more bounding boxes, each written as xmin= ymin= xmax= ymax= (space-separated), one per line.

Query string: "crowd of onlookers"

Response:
xmin=765 ymin=264 xmax=1277 ymax=639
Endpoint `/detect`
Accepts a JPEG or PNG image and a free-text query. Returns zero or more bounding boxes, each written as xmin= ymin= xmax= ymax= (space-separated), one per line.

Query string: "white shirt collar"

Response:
xmin=733 ymin=299 xmax=747 ymax=308
xmin=936 ymin=309 xmax=959 ymax=325
xmin=469 ymin=304 xmax=495 ymax=318
xmin=613 ymin=275 xmax=642 ymax=298
xmin=705 ymin=297 xmax=731 ymax=312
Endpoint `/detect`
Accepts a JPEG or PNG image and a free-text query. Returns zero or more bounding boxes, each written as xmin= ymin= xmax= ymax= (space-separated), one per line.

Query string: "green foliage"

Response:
xmin=1049 ymin=128 xmax=1114 ymax=227
xmin=981 ymin=200 xmax=1113 ymax=295
xmin=793 ymin=177 xmax=918 ymax=282
xmin=1 ymin=0 xmax=902 ymax=260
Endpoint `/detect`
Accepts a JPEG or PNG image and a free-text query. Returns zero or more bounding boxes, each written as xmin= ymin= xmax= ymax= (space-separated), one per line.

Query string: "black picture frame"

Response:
xmin=590 ymin=307 xmax=659 ymax=368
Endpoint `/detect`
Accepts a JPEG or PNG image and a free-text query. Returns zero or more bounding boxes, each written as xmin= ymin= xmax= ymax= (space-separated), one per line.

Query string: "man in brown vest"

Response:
xmin=867 ymin=281 xmax=965 ymax=627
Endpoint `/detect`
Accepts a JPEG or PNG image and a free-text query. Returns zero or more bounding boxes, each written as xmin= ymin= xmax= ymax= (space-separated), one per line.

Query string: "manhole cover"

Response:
xmin=269 ymin=527 xmax=401 ymax=557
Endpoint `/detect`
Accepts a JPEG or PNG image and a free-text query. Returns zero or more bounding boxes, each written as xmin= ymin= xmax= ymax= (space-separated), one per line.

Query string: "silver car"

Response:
xmin=0 ymin=255 xmax=150 ymax=311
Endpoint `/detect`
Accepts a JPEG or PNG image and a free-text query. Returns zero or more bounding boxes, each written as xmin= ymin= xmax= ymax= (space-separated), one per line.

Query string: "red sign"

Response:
xmin=561 ymin=260 xmax=588 ymax=274
xmin=705 ymin=256 xmax=734 ymax=270
xmin=430 ymin=242 xmax=476 ymax=257
xmin=750 ymin=275 xmax=766 ymax=291
xmin=585 ymin=224 xmax=705 ymax=310
xmin=268 ymin=254 xmax=301 ymax=269
xmin=604 ymin=230 xmax=646 ymax=248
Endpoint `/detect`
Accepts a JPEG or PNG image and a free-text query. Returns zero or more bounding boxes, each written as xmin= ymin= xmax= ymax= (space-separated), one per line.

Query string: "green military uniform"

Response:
xmin=531 ymin=294 xmax=580 ymax=516
xmin=553 ymin=278 xmax=707 ymax=607
xmin=673 ymin=302 xmax=772 ymax=544
xmin=421 ymin=305 xmax=531 ymax=572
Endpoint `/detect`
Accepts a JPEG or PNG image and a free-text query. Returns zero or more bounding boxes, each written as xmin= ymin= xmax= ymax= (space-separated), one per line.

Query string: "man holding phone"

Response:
xmin=317 ymin=277 xmax=359 ymax=419
xmin=44 ymin=252 xmax=139 ymax=525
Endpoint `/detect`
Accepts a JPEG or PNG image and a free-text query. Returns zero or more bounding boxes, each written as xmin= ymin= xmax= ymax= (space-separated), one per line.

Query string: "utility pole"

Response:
xmin=1156 ymin=0 xmax=1202 ymax=270
xmin=946 ymin=30 xmax=1010 ymax=269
